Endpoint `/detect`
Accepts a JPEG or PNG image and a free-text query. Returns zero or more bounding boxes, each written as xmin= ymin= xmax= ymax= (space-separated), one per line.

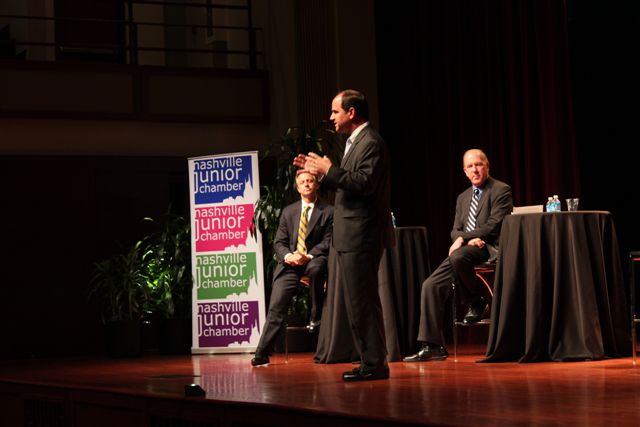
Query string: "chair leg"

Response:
xmin=631 ymin=254 xmax=638 ymax=366
xmin=452 ymin=265 xmax=495 ymax=361
xmin=284 ymin=279 xmax=308 ymax=364
xmin=475 ymin=271 xmax=494 ymax=298
xmin=632 ymin=318 xmax=637 ymax=366
xmin=284 ymin=325 xmax=289 ymax=363
xmin=452 ymin=282 xmax=458 ymax=362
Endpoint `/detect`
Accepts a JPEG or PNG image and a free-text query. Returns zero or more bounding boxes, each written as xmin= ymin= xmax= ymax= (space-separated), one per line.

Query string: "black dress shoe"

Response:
xmin=251 ymin=355 xmax=269 ymax=367
xmin=463 ymin=296 xmax=488 ymax=324
xmin=342 ymin=366 xmax=390 ymax=382
xmin=402 ymin=345 xmax=448 ymax=362
xmin=306 ymin=320 xmax=321 ymax=333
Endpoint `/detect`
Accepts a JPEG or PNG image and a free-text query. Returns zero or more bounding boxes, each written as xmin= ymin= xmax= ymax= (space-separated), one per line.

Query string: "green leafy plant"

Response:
xmin=89 ymin=209 xmax=192 ymax=324
xmin=89 ymin=241 xmax=151 ymax=323
xmin=142 ymin=211 xmax=192 ymax=319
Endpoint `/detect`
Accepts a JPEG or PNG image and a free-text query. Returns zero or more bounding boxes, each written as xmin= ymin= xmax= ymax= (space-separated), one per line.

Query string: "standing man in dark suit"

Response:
xmin=294 ymin=89 xmax=395 ymax=381
xmin=403 ymin=149 xmax=513 ymax=362
xmin=251 ymin=170 xmax=333 ymax=366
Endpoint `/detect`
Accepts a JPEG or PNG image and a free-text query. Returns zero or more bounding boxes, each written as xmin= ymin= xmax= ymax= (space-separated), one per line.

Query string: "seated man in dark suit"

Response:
xmin=404 ymin=149 xmax=513 ymax=362
xmin=251 ymin=170 xmax=333 ymax=366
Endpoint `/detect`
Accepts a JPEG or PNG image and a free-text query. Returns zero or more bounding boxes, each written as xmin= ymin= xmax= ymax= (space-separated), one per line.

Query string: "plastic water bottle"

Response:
xmin=552 ymin=195 xmax=561 ymax=212
xmin=545 ymin=197 xmax=554 ymax=212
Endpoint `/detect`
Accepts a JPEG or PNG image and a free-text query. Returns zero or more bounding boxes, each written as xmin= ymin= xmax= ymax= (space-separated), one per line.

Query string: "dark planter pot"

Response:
xmin=142 ymin=311 xmax=160 ymax=353
xmin=105 ymin=320 xmax=142 ymax=358
xmin=158 ymin=318 xmax=192 ymax=354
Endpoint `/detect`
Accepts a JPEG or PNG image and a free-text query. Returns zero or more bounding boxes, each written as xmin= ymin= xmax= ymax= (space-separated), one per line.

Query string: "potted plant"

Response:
xmin=89 ymin=241 xmax=150 ymax=357
xmin=90 ymin=207 xmax=192 ymax=356
xmin=142 ymin=210 xmax=192 ymax=354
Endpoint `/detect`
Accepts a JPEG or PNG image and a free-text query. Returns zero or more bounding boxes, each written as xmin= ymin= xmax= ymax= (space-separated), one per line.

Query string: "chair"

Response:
xmin=451 ymin=262 xmax=496 ymax=361
xmin=630 ymin=252 xmax=640 ymax=365
xmin=284 ymin=276 xmax=313 ymax=363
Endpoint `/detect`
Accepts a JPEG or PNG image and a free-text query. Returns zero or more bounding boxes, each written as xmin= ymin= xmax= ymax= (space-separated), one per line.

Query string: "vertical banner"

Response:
xmin=188 ymin=151 xmax=265 ymax=353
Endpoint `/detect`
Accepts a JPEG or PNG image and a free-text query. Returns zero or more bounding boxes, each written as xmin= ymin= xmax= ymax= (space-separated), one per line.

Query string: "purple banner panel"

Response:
xmin=197 ymin=300 xmax=260 ymax=348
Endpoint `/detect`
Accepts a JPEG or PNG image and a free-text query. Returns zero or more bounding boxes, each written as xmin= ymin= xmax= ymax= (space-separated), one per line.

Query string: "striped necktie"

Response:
xmin=465 ymin=189 xmax=480 ymax=232
xmin=296 ymin=205 xmax=310 ymax=254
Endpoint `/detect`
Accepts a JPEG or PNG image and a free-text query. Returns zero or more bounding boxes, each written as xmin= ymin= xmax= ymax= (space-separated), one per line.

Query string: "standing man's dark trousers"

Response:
xmin=337 ymin=247 xmax=387 ymax=370
xmin=255 ymin=257 xmax=327 ymax=357
xmin=418 ymin=245 xmax=489 ymax=347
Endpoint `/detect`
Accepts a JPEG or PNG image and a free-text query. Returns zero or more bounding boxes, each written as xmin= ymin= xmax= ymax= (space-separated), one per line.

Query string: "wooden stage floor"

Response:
xmin=2 ymin=347 xmax=640 ymax=427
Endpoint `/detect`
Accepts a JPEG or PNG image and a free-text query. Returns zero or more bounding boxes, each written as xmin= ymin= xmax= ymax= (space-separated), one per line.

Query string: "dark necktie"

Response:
xmin=465 ymin=189 xmax=480 ymax=232
xmin=296 ymin=206 xmax=310 ymax=253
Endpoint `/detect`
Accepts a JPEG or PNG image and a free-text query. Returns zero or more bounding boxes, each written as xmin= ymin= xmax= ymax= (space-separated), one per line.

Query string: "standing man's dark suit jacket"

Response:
xmin=322 ymin=125 xmax=394 ymax=371
xmin=254 ymin=200 xmax=333 ymax=357
xmin=325 ymin=126 xmax=395 ymax=252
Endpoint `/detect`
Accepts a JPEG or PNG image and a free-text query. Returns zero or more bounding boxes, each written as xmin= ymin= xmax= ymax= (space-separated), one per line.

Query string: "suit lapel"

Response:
xmin=340 ymin=128 xmax=368 ymax=168
xmin=476 ymin=178 xmax=493 ymax=214
xmin=291 ymin=203 xmax=302 ymax=249
xmin=306 ymin=203 xmax=321 ymax=233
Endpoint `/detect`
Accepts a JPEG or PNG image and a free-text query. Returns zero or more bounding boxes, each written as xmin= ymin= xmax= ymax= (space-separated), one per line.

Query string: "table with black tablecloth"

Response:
xmin=314 ymin=226 xmax=431 ymax=363
xmin=483 ymin=211 xmax=629 ymax=362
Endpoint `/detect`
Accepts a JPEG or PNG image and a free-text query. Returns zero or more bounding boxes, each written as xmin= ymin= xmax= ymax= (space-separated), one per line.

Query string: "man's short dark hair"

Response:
xmin=339 ymin=89 xmax=369 ymax=121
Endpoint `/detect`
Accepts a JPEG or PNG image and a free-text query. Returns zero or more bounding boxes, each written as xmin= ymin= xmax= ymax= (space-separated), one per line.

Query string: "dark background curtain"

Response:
xmin=375 ymin=0 xmax=638 ymax=265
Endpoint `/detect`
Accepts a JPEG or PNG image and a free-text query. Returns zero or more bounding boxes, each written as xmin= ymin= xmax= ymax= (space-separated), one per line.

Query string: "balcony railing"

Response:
xmin=0 ymin=0 xmax=263 ymax=70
